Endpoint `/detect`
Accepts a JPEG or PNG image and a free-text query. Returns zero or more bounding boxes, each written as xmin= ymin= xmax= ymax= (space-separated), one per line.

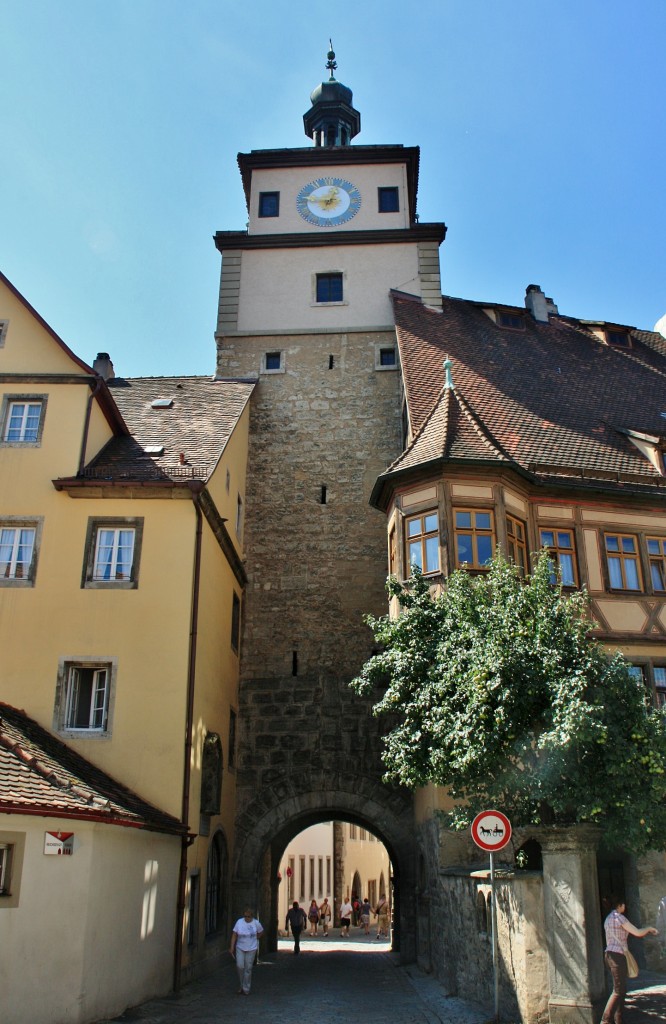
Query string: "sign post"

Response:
xmin=471 ymin=810 xmax=512 ymax=1022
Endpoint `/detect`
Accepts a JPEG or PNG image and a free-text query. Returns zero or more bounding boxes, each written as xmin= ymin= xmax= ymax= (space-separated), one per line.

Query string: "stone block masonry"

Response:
xmin=217 ymin=327 xmax=418 ymax=958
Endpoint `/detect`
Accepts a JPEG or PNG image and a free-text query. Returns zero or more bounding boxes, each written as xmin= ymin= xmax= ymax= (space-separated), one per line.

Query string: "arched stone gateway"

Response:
xmin=231 ymin=775 xmax=416 ymax=962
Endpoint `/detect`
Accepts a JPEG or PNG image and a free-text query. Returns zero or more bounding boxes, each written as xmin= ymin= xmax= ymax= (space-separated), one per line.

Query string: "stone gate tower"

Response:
xmin=214 ymin=48 xmax=446 ymax=957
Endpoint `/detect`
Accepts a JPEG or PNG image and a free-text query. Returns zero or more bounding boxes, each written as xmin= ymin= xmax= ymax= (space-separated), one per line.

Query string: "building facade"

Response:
xmin=0 ymin=271 xmax=253 ymax=1021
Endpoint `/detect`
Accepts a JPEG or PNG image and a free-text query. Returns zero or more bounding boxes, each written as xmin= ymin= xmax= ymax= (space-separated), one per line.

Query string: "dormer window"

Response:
xmin=497 ymin=312 xmax=525 ymax=331
xmin=605 ymin=328 xmax=631 ymax=348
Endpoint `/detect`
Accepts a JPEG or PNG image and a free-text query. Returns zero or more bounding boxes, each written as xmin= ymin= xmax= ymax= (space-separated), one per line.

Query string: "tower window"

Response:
xmin=316 ymin=273 xmax=343 ymax=303
xmin=378 ymin=187 xmax=399 ymax=213
xmin=375 ymin=345 xmax=397 ymax=370
xmin=262 ymin=351 xmax=284 ymax=373
xmin=258 ymin=192 xmax=280 ymax=218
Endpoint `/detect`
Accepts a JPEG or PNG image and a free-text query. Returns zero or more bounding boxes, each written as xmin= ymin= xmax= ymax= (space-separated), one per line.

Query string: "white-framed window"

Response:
xmin=54 ymin=658 xmax=117 ymax=736
xmin=0 ymin=320 xmax=8 ymax=347
xmin=1 ymin=395 xmax=47 ymax=445
xmin=82 ymin=518 xmax=142 ymax=588
xmin=94 ymin=528 xmax=135 ymax=580
xmin=0 ymin=521 xmax=40 ymax=585
xmin=65 ymin=667 xmax=109 ymax=730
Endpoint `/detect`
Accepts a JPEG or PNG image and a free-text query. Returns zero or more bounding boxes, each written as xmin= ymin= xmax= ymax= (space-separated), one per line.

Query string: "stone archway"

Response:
xmin=230 ymin=772 xmax=415 ymax=962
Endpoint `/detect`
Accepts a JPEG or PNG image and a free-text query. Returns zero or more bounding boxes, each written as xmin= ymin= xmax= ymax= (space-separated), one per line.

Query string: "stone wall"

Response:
xmin=217 ymin=328 xmax=416 ymax=954
xmin=416 ymin=818 xmax=549 ymax=1024
xmin=636 ymin=851 xmax=666 ymax=971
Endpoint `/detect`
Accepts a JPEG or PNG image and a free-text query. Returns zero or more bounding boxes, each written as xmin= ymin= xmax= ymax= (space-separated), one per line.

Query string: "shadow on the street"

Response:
xmin=625 ymin=974 xmax=666 ymax=1023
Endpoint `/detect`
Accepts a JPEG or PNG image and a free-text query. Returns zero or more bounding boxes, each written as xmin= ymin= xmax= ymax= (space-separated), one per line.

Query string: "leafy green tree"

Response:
xmin=351 ymin=553 xmax=666 ymax=854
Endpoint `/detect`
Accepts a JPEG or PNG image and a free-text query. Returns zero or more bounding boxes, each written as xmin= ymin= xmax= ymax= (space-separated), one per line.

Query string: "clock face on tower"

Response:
xmin=296 ymin=177 xmax=362 ymax=227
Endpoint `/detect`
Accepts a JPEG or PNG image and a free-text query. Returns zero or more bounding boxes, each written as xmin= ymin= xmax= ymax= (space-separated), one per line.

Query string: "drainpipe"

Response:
xmin=78 ymin=377 xmax=103 ymax=476
xmin=173 ymin=487 xmax=204 ymax=993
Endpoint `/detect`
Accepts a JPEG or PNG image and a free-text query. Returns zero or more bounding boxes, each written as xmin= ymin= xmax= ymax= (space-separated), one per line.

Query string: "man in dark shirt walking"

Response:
xmin=285 ymin=901 xmax=308 ymax=954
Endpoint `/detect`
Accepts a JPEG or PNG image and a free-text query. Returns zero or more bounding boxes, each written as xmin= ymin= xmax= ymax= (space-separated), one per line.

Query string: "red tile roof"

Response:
xmin=57 ymin=376 xmax=254 ymax=486
xmin=375 ymin=292 xmax=666 ymax=505
xmin=0 ymin=704 xmax=186 ymax=835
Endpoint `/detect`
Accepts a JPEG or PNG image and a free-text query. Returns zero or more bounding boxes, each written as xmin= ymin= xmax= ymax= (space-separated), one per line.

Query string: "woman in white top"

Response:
xmin=229 ymin=907 xmax=264 ymax=995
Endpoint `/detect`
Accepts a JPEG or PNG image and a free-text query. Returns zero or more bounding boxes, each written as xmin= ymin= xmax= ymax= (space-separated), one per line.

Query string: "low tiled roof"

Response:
xmin=380 ymin=292 xmax=666 ymax=502
xmin=0 ymin=703 xmax=186 ymax=835
xmin=83 ymin=376 xmax=254 ymax=483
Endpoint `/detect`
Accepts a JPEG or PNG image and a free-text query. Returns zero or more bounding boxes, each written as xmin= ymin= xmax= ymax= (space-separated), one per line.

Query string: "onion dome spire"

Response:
xmin=303 ymin=43 xmax=361 ymax=147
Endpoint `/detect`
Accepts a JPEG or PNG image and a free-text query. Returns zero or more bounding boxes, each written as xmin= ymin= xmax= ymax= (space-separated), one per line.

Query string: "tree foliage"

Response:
xmin=351 ymin=553 xmax=666 ymax=854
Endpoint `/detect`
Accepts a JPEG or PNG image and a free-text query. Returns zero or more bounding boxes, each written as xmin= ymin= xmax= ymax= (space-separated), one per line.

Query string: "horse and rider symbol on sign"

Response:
xmin=471 ymin=810 xmax=512 ymax=852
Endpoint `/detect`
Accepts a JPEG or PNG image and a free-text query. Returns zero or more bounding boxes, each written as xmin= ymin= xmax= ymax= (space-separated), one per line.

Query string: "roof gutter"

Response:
xmin=0 ymin=803 xmax=186 ymax=835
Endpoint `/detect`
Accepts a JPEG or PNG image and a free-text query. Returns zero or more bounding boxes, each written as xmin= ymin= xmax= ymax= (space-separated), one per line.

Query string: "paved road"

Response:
xmin=100 ymin=936 xmax=490 ymax=1024
xmin=99 ymin=936 xmax=666 ymax=1024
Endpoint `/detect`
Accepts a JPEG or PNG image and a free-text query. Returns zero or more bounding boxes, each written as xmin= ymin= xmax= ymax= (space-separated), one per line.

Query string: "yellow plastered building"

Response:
xmin=0 ymin=271 xmax=253 ymax=1023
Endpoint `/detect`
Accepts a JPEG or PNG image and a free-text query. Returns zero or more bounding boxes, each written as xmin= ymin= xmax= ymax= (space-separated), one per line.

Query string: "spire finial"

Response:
xmin=444 ymin=355 xmax=454 ymax=390
xmin=326 ymin=41 xmax=337 ymax=80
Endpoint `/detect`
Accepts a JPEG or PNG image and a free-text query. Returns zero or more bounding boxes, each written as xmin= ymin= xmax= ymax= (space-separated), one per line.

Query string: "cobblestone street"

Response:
xmin=99 ymin=936 xmax=490 ymax=1024
xmin=98 ymin=935 xmax=666 ymax=1024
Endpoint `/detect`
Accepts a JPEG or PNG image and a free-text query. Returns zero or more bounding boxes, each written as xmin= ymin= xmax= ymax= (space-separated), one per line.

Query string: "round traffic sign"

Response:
xmin=471 ymin=810 xmax=512 ymax=852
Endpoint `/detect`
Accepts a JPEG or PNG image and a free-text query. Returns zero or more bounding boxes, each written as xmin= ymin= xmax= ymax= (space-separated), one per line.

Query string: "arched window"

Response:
xmin=205 ymin=831 xmax=228 ymax=936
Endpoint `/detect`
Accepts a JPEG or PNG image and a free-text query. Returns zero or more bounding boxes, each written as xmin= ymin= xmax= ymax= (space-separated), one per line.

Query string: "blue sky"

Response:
xmin=1 ymin=1 xmax=665 ymax=377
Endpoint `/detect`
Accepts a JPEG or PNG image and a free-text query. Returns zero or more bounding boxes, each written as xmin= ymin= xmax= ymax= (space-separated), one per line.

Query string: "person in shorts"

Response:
xmin=339 ymin=897 xmax=353 ymax=937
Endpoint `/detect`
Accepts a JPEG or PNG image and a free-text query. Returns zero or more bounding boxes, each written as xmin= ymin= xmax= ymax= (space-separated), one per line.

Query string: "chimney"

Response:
xmin=92 ymin=352 xmax=115 ymax=380
xmin=525 ymin=285 xmax=550 ymax=323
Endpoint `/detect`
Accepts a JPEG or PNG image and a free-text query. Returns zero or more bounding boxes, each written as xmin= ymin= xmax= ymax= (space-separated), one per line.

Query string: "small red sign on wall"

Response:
xmin=44 ymin=831 xmax=74 ymax=855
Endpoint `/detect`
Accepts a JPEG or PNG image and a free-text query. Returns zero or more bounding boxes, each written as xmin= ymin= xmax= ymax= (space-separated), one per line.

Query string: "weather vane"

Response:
xmin=326 ymin=40 xmax=337 ymax=78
